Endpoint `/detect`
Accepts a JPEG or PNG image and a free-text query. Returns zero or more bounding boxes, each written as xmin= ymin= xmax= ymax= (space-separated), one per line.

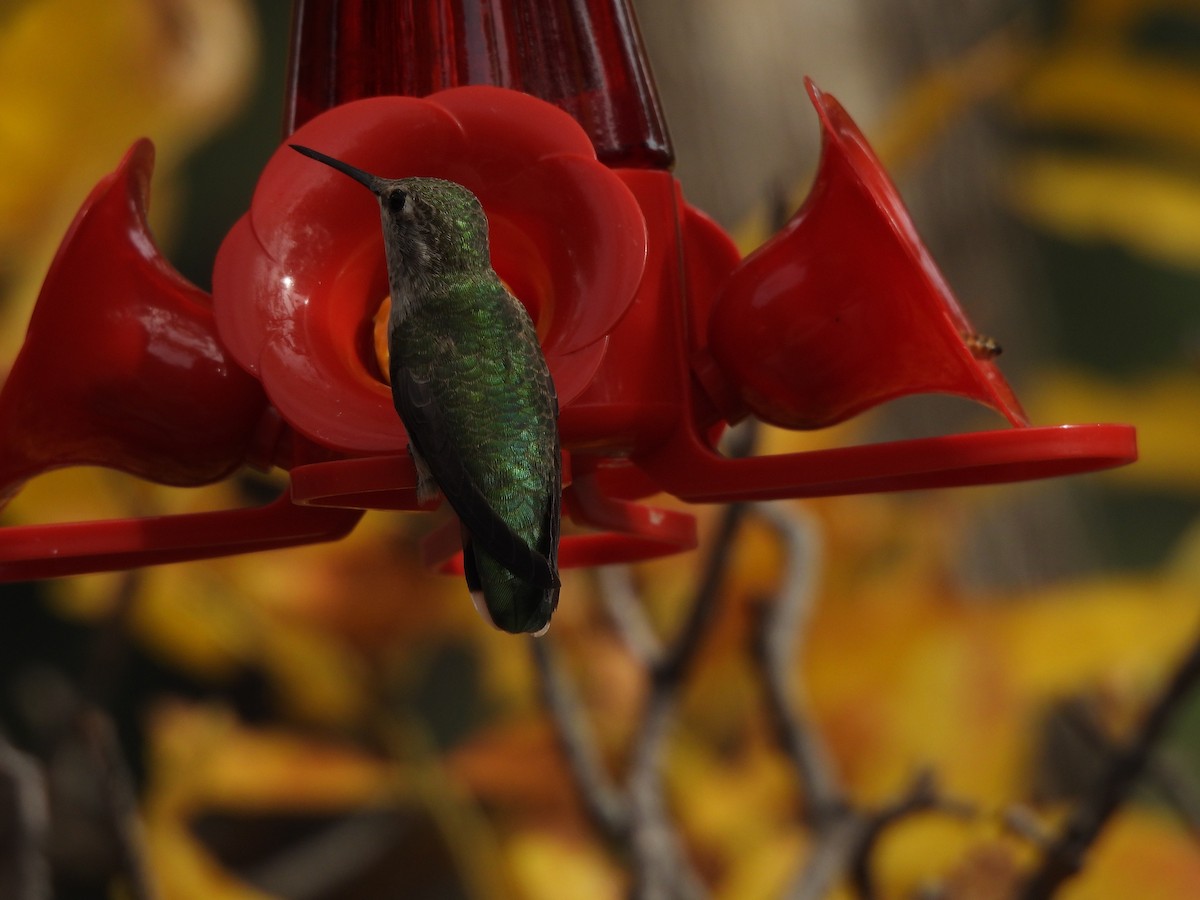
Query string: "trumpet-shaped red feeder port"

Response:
xmin=0 ymin=74 xmax=1135 ymax=581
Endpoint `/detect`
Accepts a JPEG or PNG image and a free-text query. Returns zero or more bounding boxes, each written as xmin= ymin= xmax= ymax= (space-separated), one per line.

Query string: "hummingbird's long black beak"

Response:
xmin=289 ymin=144 xmax=382 ymax=193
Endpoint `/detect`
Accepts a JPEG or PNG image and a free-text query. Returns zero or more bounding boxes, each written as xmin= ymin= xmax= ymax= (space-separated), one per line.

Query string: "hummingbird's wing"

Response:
xmin=392 ymin=365 xmax=560 ymax=589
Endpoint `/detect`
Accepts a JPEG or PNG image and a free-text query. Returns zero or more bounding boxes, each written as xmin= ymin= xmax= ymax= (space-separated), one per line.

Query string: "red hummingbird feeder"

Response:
xmin=0 ymin=0 xmax=1136 ymax=581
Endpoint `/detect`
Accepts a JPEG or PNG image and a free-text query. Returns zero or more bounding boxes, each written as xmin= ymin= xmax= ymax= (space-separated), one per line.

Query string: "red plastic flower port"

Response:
xmin=213 ymin=86 xmax=648 ymax=456
xmin=0 ymin=141 xmax=363 ymax=579
xmin=0 ymin=140 xmax=267 ymax=506
xmin=632 ymin=79 xmax=1136 ymax=504
xmin=707 ymin=79 xmax=1027 ymax=431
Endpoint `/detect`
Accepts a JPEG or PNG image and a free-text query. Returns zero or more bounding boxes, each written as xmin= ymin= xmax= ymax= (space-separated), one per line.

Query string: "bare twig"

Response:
xmin=79 ymin=572 xmax=141 ymax=709
xmin=536 ymin=638 xmax=706 ymax=900
xmin=78 ymin=709 xmax=159 ymax=900
xmin=626 ymin=689 xmax=695 ymax=900
xmin=535 ymin=426 xmax=763 ymax=899
xmin=23 ymin=570 xmax=160 ymax=899
xmin=788 ymin=815 xmax=866 ymax=900
xmin=0 ymin=735 xmax=50 ymax=900
xmin=241 ymin=808 xmax=412 ymax=900
xmin=748 ymin=503 xmax=986 ymax=899
xmin=624 ymin=425 xmax=760 ymax=898
xmin=1020 ymin=628 xmax=1200 ymax=899
xmin=750 ymin=502 xmax=860 ymax=900
xmin=654 ymin=500 xmax=750 ymax=690
xmin=595 ymin=566 xmax=663 ymax=666
xmin=653 ymin=427 xmax=759 ymax=690
xmin=850 ymin=770 xmax=948 ymax=900
xmin=1149 ymin=749 xmax=1200 ymax=840
xmin=1001 ymin=804 xmax=1055 ymax=849
xmin=622 ymin=498 xmax=753 ymax=899
xmin=752 ymin=503 xmax=844 ymax=826
xmin=623 ymin=424 xmax=762 ymax=899
xmin=529 ymin=637 xmax=631 ymax=841
xmin=1059 ymin=700 xmax=1200 ymax=839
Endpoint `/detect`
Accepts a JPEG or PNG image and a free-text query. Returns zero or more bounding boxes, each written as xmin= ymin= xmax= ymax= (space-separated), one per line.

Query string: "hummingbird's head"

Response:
xmin=290 ymin=145 xmax=492 ymax=295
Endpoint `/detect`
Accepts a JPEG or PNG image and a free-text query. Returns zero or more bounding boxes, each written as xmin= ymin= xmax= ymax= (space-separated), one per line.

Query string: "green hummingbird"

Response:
xmin=290 ymin=144 xmax=561 ymax=635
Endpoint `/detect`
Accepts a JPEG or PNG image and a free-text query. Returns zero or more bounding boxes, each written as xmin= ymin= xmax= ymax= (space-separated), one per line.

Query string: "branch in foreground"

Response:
xmin=654 ymin=500 xmax=748 ymax=688
xmin=848 ymin=769 xmax=948 ymax=900
xmin=1058 ymin=700 xmax=1200 ymax=840
xmin=786 ymin=814 xmax=865 ymax=900
xmin=751 ymin=504 xmax=980 ymax=900
xmin=536 ymin=426 xmax=761 ymax=899
xmin=752 ymin=502 xmax=844 ymax=827
xmin=595 ymin=566 xmax=663 ymax=667
xmin=749 ymin=502 xmax=860 ymax=900
xmin=1020 ymin=627 xmax=1200 ymax=899
xmin=529 ymin=637 xmax=630 ymax=842
xmin=624 ymin=494 xmax=750 ymax=899
xmin=79 ymin=709 xmax=159 ymax=900
xmin=625 ymin=424 xmax=761 ymax=899
xmin=0 ymin=734 xmax=50 ymax=900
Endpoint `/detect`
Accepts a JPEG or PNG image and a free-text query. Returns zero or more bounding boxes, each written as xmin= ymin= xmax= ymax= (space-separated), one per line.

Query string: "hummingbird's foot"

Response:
xmin=408 ymin=443 xmax=440 ymax=504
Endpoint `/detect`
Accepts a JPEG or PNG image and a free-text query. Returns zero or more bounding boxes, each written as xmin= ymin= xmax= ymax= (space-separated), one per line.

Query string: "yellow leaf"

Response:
xmin=717 ymin=831 xmax=837 ymax=900
xmin=143 ymin=703 xmax=398 ymax=900
xmin=1013 ymin=46 xmax=1200 ymax=161
xmin=1061 ymin=810 xmax=1200 ymax=899
xmin=1028 ymin=370 xmax=1200 ymax=492
xmin=665 ymin=735 xmax=799 ymax=865
xmin=1008 ymin=154 xmax=1200 ymax=271
xmin=997 ymin=575 xmax=1200 ymax=703
xmin=146 ymin=703 xmax=397 ymax=813
xmin=505 ymin=831 xmax=623 ymax=900
xmin=803 ymin=542 xmax=1200 ymax=807
xmin=0 ymin=0 xmax=254 ymax=248
xmin=0 ymin=0 xmax=256 ymax=360
xmin=875 ymin=818 xmax=1029 ymax=899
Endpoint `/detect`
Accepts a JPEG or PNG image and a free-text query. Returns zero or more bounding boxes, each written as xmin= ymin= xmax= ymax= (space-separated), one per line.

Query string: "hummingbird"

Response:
xmin=290 ymin=144 xmax=561 ymax=635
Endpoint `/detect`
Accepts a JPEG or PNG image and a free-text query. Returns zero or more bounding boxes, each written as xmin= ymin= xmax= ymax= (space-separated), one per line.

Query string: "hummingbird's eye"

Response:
xmin=387 ymin=190 xmax=408 ymax=213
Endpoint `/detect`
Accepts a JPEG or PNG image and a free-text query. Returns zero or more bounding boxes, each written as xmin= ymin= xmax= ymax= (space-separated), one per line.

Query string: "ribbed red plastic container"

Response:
xmin=284 ymin=0 xmax=673 ymax=168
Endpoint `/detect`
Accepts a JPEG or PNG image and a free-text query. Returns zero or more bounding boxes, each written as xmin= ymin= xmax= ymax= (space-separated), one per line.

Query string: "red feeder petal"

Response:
xmin=213 ymin=87 xmax=648 ymax=455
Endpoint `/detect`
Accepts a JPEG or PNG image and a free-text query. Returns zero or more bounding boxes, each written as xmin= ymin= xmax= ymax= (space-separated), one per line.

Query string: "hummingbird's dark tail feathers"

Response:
xmin=463 ymin=537 xmax=558 ymax=635
xmin=391 ymin=367 xmax=559 ymax=589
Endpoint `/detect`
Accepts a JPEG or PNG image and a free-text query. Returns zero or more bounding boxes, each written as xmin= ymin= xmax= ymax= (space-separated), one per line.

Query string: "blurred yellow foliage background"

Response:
xmin=2 ymin=0 xmax=1200 ymax=898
